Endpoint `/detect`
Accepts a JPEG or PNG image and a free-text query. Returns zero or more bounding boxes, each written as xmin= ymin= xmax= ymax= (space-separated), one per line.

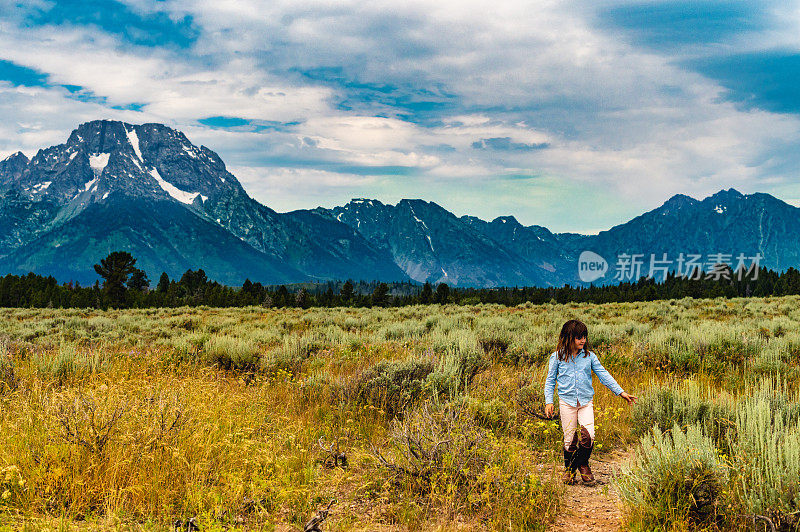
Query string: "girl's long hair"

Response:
xmin=557 ymin=319 xmax=591 ymax=361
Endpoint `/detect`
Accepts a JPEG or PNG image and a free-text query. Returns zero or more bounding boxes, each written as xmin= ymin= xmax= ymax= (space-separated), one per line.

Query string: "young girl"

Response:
xmin=544 ymin=319 xmax=636 ymax=485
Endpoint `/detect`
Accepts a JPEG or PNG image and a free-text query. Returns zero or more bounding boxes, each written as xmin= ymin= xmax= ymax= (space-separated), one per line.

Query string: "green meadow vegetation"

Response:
xmin=0 ymin=296 xmax=798 ymax=530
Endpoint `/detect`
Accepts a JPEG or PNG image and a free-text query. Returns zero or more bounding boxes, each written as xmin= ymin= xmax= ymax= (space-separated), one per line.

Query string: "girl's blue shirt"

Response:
xmin=544 ymin=348 xmax=624 ymax=407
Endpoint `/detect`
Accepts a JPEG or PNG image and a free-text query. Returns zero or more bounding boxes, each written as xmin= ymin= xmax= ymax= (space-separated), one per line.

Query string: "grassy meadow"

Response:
xmin=0 ymin=296 xmax=799 ymax=530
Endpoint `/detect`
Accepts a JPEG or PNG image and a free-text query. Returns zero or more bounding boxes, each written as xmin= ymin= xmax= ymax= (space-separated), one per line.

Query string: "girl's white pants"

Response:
xmin=559 ymin=398 xmax=595 ymax=450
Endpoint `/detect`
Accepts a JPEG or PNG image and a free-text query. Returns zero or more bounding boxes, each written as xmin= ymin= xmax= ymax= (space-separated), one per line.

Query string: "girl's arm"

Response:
xmin=589 ymin=352 xmax=624 ymax=396
xmin=543 ymin=352 xmax=558 ymax=405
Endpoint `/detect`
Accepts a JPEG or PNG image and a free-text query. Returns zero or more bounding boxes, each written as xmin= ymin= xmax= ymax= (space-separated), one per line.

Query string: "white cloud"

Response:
xmin=2 ymin=0 xmax=800 ymax=233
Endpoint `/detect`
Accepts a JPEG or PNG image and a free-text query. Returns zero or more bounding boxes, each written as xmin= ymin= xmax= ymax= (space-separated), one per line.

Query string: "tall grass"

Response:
xmin=616 ymin=423 xmax=728 ymax=530
xmin=201 ymin=334 xmax=258 ymax=370
xmin=630 ymin=380 xmax=737 ymax=447
xmin=731 ymin=381 xmax=800 ymax=528
xmin=621 ymin=378 xmax=800 ymax=530
xmin=0 ymin=297 xmax=797 ymax=528
xmin=34 ymin=344 xmax=109 ymax=384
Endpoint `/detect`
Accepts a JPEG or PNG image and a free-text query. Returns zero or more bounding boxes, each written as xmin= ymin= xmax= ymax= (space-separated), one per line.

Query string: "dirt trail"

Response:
xmin=549 ymin=449 xmax=633 ymax=532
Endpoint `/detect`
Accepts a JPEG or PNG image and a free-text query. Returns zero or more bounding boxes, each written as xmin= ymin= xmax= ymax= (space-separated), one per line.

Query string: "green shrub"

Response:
xmin=374 ymin=402 xmax=491 ymax=495
xmin=260 ymin=334 xmax=321 ymax=376
xmin=616 ymin=423 xmax=728 ymax=530
xmin=729 ymin=381 xmax=800 ymax=529
xmin=381 ymin=320 xmax=425 ymax=341
xmin=349 ymin=344 xmax=487 ymax=418
xmin=202 ymin=335 xmax=258 ymax=370
xmin=748 ymin=338 xmax=800 ymax=379
xmin=349 ymin=358 xmax=434 ymax=417
xmin=505 ymin=340 xmax=553 ymax=366
xmin=476 ymin=326 xmax=511 ymax=361
xmin=372 ymin=402 xmax=560 ymax=530
xmin=698 ymin=338 xmax=758 ymax=367
xmin=638 ymin=322 xmax=765 ymax=375
xmin=631 ymin=381 xmax=736 ymax=447
xmin=425 ymin=346 xmax=488 ymax=396
xmin=464 ymin=396 xmax=514 ymax=431
xmin=627 ymin=379 xmax=800 ymax=529
xmin=34 ymin=344 xmax=107 ymax=384
xmin=0 ymin=338 xmax=18 ymax=394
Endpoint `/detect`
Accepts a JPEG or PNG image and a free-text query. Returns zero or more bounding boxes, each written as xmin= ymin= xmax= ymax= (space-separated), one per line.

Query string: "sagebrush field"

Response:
xmin=0 ymin=297 xmax=798 ymax=531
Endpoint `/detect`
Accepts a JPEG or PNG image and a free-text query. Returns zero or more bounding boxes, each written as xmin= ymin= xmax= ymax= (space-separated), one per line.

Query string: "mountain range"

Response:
xmin=0 ymin=120 xmax=795 ymax=288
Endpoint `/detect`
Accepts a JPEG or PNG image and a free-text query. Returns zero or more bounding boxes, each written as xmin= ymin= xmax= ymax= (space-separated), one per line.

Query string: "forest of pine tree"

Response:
xmin=0 ymin=253 xmax=794 ymax=309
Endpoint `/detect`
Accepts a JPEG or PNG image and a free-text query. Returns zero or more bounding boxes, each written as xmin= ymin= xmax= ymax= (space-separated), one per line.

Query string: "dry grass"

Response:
xmin=0 ymin=296 xmax=796 ymax=530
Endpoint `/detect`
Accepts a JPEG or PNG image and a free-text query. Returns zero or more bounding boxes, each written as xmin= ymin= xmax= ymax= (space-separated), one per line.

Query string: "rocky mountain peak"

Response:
xmin=10 ymin=120 xmax=250 ymax=210
xmin=705 ymin=188 xmax=745 ymax=205
xmin=655 ymin=193 xmax=699 ymax=216
xmin=66 ymin=120 xmax=134 ymax=153
xmin=2 ymin=151 xmax=29 ymax=163
xmin=344 ymin=198 xmax=386 ymax=210
xmin=489 ymin=215 xmax=521 ymax=226
xmin=662 ymin=193 xmax=696 ymax=207
xmin=0 ymin=151 xmax=30 ymax=188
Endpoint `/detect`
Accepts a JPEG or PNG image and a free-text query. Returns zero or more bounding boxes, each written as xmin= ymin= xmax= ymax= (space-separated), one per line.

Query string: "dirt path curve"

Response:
xmin=549 ymin=449 xmax=633 ymax=532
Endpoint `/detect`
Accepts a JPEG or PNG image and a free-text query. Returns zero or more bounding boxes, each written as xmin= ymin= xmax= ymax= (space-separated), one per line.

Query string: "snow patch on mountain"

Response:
xmin=412 ymin=215 xmax=428 ymax=230
xmin=149 ymin=167 xmax=202 ymax=205
xmin=89 ymin=153 xmax=110 ymax=177
xmin=84 ymin=177 xmax=98 ymax=192
xmin=408 ymin=205 xmax=435 ymax=252
xmin=126 ymin=127 xmax=143 ymax=162
xmin=182 ymin=145 xmax=197 ymax=159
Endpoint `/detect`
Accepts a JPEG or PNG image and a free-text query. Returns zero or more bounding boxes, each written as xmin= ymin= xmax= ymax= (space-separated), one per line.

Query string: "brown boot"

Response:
xmin=563 ymin=447 xmax=578 ymax=484
xmin=576 ymin=426 xmax=596 ymax=486
xmin=578 ymin=463 xmax=596 ymax=486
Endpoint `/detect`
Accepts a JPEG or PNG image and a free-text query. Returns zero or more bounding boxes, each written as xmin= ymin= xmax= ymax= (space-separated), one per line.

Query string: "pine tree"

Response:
xmin=420 ymin=282 xmax=433 ymax=304
xmin=295 ymin=288 xmax=310 ymax=309
xmin=93 ymin=251 xmax=138 ymax=307
xmin=372 ymin=282 xmax=389 ymax=307
xmin=127 ymin=268 xmax=150 ymax=291
xmin=435 ymin=282 xmax=450 ymax=304
xmin=340 ymin=280 xmax=355 ymax=305
xmin=157 ymin=272 xmax=170 ymax=293
xmin=276 ymin=285 xmax=289 ymax=307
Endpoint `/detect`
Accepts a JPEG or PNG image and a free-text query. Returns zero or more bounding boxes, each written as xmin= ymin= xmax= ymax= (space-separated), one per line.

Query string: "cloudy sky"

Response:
xmin=1 ymin=0 xmax=799 ymax=233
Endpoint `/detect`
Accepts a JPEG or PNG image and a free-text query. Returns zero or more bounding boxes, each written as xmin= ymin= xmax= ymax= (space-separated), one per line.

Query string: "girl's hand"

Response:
xmin=620 ymin=392 xmax=637 ymax=405
xmin=544 ymin=403 xmax=554 ymax=418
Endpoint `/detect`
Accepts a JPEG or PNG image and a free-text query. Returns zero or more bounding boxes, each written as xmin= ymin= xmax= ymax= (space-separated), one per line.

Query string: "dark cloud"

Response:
xmin=684 ymin=51 xmax=800 ymax=115
xmin=292 ymin=67 xmax=457 ymax=125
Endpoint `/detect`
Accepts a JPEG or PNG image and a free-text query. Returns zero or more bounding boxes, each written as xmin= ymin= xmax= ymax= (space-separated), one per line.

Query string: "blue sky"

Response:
xmin=1 ymin=0 xmax=799 ymax=233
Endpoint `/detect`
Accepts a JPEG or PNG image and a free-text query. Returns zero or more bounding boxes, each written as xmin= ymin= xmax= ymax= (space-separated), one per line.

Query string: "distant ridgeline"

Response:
xmin=3 ymin=120 xmax=800 ymax=290
xmin=0 ymin=250 xmax=795 ymax=309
